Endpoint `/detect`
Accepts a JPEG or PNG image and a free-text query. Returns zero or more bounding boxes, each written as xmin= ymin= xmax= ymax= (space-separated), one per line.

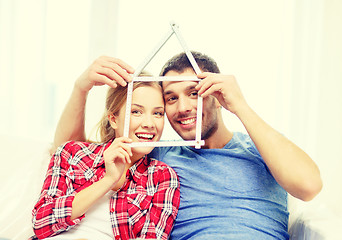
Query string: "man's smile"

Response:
xmin=177 ymin=117 xmax=196 ymax=129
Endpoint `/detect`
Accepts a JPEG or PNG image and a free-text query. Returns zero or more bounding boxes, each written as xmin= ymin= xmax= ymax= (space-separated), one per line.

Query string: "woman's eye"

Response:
xmin=132 ymin=110 xmax=142 ymax=115
xmin=154 ymin=111 xmax=164 ymax=117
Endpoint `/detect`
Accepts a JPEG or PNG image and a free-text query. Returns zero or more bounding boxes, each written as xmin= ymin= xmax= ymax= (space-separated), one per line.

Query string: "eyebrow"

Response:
xmin=131 ymin=103 xmax=164 ymax=110
xmin=132 ymin=103 xmax=144 ymax=108
xmin=163 ymin=84 xmax=197 ymax=96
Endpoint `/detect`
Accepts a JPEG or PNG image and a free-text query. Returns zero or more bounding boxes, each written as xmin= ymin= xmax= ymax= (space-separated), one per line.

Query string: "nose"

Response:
xmin=177 ymin=95 xmax=193 ymax=114
xmin=141 ymin=114 xmax=155 ymax=129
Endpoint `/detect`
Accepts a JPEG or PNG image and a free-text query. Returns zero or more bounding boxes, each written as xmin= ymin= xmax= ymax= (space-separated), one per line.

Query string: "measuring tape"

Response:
xmin=123 ymin=21 xmax=204 ymax=149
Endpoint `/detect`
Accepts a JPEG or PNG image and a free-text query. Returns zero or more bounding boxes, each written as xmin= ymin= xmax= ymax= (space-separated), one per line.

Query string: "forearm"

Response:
xmin=33 ymin=191 xmax=80 ymax=238
xmin=51 ymin=85 xmax=88 ymax=153
xmin=71 ymin=176 xmax=116 ymax=220
xmin=236 ymin=104 xmax=322 ymax=201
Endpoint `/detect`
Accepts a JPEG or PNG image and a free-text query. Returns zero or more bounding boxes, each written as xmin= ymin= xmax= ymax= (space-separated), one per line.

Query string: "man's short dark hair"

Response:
xmin=160 ymin=51 xmax=220 ymax=76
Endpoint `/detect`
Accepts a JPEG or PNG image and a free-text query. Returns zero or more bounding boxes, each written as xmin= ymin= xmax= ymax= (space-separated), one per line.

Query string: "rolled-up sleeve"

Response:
xmin=32 ymin=142 xmax=84 ymax=239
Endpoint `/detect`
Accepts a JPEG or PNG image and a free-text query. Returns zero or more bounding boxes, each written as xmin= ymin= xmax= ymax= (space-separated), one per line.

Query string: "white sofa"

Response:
xmin=0 ymin=135 xmax=340 ymax=239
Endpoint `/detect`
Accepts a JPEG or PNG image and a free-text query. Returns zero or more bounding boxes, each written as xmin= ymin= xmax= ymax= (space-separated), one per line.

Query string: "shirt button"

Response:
xmin=111 ymin=208 xmax=115 ymax=212
xmin=115 ymin=235 xmax=120 ymax=240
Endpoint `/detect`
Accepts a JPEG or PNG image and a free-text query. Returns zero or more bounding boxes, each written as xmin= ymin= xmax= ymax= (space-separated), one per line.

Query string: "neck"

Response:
xmin=203 ymin=127 xmax=233 ymax=149
xmin=202 ymin=112 xmax=233 ymax=149
xmin=128 ymin=153 xmax=145 ymax=168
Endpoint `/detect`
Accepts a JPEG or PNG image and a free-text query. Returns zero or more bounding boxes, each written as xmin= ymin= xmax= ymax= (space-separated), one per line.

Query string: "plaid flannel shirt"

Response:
xmin=31 ymin=140 xmax=180 ymax=240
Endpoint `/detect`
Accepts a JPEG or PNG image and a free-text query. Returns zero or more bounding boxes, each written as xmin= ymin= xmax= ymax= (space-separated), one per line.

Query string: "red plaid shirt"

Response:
xmin=31 ymin=140 xmax=180 ymax=240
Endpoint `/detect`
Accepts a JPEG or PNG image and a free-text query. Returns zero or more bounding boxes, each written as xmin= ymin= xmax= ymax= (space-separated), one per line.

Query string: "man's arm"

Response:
xmin=51 ymin=56 xmax=134 ymax=153
xmin=197 ymin=72 xmax=323 ymax=201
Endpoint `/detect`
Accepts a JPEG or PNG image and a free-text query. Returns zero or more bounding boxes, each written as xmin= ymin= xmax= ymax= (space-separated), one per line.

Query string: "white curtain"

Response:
xmin=0 ymin=0 xmax=119 ymax=141
xmin=0 ymin=1 xmax=119 ymax=238
xmin=0 ymin=0 xmax=341 ymax=238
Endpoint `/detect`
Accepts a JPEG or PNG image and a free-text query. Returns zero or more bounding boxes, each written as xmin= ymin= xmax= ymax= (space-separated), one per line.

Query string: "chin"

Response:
xmin=133 ymin=146 xmax=154 ymax=156
xmin=177 ymin=132 xmax=196 ymax=141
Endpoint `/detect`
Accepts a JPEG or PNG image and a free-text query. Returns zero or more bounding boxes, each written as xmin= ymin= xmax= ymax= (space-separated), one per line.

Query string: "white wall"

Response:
xmin=1 ymin=0 xmax=341 ymax=226
xmin=92 ymin=0 xmax=342 ymax=215
xmin=315 ymin=0 xmax=342 ymax=213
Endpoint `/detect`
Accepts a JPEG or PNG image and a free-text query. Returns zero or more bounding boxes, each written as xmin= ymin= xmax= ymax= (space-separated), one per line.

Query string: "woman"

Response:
xmin=31 ymin=57 xmax=180 ymax=240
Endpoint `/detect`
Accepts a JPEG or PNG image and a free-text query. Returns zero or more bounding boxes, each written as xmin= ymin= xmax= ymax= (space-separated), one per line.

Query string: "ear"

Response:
xmin=108 ymin=114 xmax=118 ymax=129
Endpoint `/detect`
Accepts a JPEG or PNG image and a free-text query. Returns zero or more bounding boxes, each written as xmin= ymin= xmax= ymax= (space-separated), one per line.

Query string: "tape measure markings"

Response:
xmin=123 ymin=21 xmax=204 ymax=149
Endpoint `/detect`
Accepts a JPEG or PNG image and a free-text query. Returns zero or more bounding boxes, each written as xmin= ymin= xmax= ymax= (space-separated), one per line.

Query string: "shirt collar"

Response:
xmin=128 ymin=155 xmax=149 ymax=183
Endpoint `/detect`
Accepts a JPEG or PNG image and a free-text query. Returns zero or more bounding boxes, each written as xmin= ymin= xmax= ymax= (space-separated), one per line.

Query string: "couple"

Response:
xmin=32 ymin=52 xmax=322 ymax=239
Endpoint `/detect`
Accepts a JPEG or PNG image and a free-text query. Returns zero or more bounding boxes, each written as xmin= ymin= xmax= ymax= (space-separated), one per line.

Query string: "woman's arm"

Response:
xmin=32 ymin=142 xmax=83 ymax=239
xmin=33 ymin=138 xmax=133 ymax=238
xmin=70 ymin=137 xmax=133 ymax=220
xmin=51 ymin=56 xmax=134 ymax=154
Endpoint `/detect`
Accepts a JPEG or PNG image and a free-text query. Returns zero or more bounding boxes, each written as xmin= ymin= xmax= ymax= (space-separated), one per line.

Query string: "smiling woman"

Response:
xmin=30 ymin=58 xmax=180 ymax=240
xmin=101 ymin=81 xmax=165 ymax=156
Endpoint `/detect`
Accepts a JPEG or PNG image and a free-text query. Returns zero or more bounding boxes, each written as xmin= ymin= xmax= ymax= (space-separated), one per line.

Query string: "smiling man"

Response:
xmin=51 ymin=53 xmax=322 ymax=239
xmin=162 ymin=69 xmax=222 ymax=145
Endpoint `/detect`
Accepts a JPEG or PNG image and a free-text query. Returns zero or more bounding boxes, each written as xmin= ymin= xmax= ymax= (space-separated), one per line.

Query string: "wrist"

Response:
xmin=234 ymin=102 xmax=254 ymax=121
xmin=102 ymin=174 xmax=119 ymax=188
xmin=73 ymin=81 xmax=90 ymax=98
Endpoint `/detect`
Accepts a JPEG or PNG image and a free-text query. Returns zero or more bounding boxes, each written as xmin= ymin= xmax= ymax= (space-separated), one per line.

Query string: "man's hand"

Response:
xmin=196 ymin=73 xmax=322 ymax=201
xmin=75 ymin=56 xmax=135 ymax=93
xmin=196 ymin=72 xmax=248 ymax=116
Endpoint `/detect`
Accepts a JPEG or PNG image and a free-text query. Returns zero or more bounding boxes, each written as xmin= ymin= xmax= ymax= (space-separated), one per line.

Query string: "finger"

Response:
xmin=197 ymin=78 xmax=215 ymax=96
xmin=197 ymin=72 xmax=210 ymax=79
xmin=113 ymin=137 xmax=133 ymax=157
xmin=94 ymin=73 xmax=118 ymax=88
xmin=115 ymin=148 xmax=131 ymax=165
xmin=102 ymin=56 xmax=135 ymax=77
xmin=110 ymin=63 xmax=133 ymax=85
xmin=96 ymin=66 xmax=127 ymax=87
xmin=196 ymin=72 xmax=211 ymax=90
xmin=97 ymin=57 xmax=134 ymax=84
xmin=110 ymin=58 xmax=135 ymax=74
xmin=99 ymin=56 xmax=135 ymax=72
xmin=117 ymin=138 xmax=133 ymax=158
xmin=201 ymin=83 xmax=223 ymax=98
xmin=105 ymin=146 xmax=130 ymax=166
xmin=102 ymin=61 xmax=134 ymax=84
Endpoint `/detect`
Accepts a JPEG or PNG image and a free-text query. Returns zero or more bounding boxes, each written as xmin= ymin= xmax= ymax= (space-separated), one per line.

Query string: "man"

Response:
xmin=52 ymin=53 xmax=322 ymax=239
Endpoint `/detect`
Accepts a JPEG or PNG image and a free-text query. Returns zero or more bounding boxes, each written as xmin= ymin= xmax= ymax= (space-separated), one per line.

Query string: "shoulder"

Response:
xmin=148 ymin=157 xmax=179 ymax=182
xmin=53 ymin=141 xmax=106 ymax=166
xmin=230 ymin=132 xmax=261 ymax=156
xmin=148 ymin=146 xmax=173 ymax=159
xmin=56 ymin=140 xmax=105 ymax=153
xmin=149 ymin=157 xmax=177 ymax=173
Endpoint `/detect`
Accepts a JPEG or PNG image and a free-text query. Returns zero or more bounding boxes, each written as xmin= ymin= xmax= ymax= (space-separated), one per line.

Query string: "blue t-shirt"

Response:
xmin=150 ymin=132 xmax=289 ymax=240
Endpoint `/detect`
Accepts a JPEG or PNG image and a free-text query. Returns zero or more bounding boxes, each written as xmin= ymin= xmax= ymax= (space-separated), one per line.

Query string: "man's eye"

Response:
xmin=190 ymin=91 xmax=198 ymax=97
xmin=166 ymin=96 xmax=177 ymax=103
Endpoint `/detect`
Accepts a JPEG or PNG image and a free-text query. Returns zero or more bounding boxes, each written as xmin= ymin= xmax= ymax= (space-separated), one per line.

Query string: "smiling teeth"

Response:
xmin=180 ymin=118 xmax=195 ymax=125
xmin=136 ymin=133 xmax=154 ymax=139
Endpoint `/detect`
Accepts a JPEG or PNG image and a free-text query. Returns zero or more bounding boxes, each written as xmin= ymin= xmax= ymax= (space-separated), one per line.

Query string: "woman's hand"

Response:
xmin=75 ymin=56 xmax=135 ymax=93
xmin=70 ymin=138 xmax=133 ymax=221
xmin=103 ymin=137 xmax=133 ymax=186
